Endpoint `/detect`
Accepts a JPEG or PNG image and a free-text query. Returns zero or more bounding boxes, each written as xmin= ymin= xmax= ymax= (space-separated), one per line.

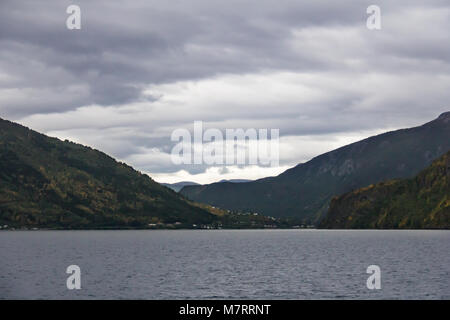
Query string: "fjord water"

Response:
xmin=0 ymin=230 xmax=449 ymax=299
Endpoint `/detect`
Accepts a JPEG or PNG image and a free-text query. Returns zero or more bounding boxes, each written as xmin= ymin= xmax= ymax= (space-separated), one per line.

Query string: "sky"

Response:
xmin=1 ymin=0 xmax=449 ymax=184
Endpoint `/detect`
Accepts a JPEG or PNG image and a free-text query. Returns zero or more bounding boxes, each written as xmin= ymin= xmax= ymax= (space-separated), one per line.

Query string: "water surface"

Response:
xmin=0 ymin=230 xmax=449 ymax=299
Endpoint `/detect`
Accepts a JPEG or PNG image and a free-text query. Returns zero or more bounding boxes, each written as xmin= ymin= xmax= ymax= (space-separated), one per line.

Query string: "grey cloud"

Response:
xmin=1 ymin=0 xmax=446 ymax=117
xmin=1 ymin=0 xmax=450 ymax=178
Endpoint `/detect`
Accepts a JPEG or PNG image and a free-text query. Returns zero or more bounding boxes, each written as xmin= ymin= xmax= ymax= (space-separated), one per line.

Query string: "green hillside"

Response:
xmin=181 ymin=112 xmax=450 ymax=223
xmin=319 ymin=151 xmax=450 ymax=229
xmin=0 ymin=118 xmax=215 ymax=229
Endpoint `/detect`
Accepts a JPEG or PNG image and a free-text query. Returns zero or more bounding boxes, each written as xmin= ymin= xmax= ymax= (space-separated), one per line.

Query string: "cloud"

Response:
xmin=1 ymin=0 xmax=449 ymax=183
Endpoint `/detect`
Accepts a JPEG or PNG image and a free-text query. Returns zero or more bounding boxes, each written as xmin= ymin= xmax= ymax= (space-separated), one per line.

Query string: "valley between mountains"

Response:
xmin=1 ymin=112 xmax=449 ymax=229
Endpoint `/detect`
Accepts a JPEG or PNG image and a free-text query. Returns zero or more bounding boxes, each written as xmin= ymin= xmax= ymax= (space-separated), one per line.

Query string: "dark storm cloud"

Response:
xmin=0 ymin=0 xmax=425 ymax=114
xmin=1 ymin=0 xmax=449 ymax=114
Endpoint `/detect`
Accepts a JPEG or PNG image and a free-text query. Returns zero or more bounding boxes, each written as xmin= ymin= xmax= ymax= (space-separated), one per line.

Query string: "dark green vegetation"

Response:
xmin=319 ymin=151 xmax=450 ymax=229
xmin=0 ymin=118 xmax=304 ymax=230
xmin=0 ymin=118 xmax=215 ymax=229
xmin=181 ymin=112 xmax=450 ymax=224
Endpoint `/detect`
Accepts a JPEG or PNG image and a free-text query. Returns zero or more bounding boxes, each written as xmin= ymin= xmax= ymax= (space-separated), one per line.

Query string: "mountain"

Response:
xmin=218 ymin=179 xmax=253 ymax=183
xmin=161 ymin=181 xmax=200 ymax=192
xmin=162 ymin=179 xmax=252 ymax=192
xmin=0 ymin=118 xmax=215 ymax=229
xmin=319 ymin=151 xmax=450 ymax=229
xmin=181 ymin=112 xmax=450 ymax=223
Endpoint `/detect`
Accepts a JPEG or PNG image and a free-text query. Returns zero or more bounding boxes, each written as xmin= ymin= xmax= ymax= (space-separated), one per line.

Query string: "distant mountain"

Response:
xmin=162 ymin=181 xmax=200 ymax=192
xmin=0 ymin=118 xmax=214 ymax=229
xmin=162 ymin=179 xmax=252 ymax=192
xmin=181 ymin=112 xmax=450 ymax=223
xmin=319 ymin=151 xmax=450 ymax=229
xmin=218 ymin=179 xmax=253 ymax=183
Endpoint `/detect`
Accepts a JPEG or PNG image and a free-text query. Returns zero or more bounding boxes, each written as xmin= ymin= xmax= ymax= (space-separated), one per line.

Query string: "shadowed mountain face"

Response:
xmin=0 ymin=118 xmax=214 ymax=229
xmin=319 ymin=151 xmax=450 ymax=229
xmin=181 ymin=112 xmax=450 ymax=222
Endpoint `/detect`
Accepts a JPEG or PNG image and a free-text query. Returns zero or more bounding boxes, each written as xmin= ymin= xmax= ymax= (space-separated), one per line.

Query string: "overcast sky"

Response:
xmin=1 ymin=0 xmax=449 ymax=183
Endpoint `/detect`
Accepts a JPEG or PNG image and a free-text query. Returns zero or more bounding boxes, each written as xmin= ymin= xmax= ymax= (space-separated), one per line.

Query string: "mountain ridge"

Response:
xmin=161 ymin=181 xmax=200 ymax=192
xmin=319 ymin=150 xmax=450 ymax=229
xmin=180 ymin=112 xmax=450 ymax=222
xmin=0 ymin=117 xmax=215 ymax=228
